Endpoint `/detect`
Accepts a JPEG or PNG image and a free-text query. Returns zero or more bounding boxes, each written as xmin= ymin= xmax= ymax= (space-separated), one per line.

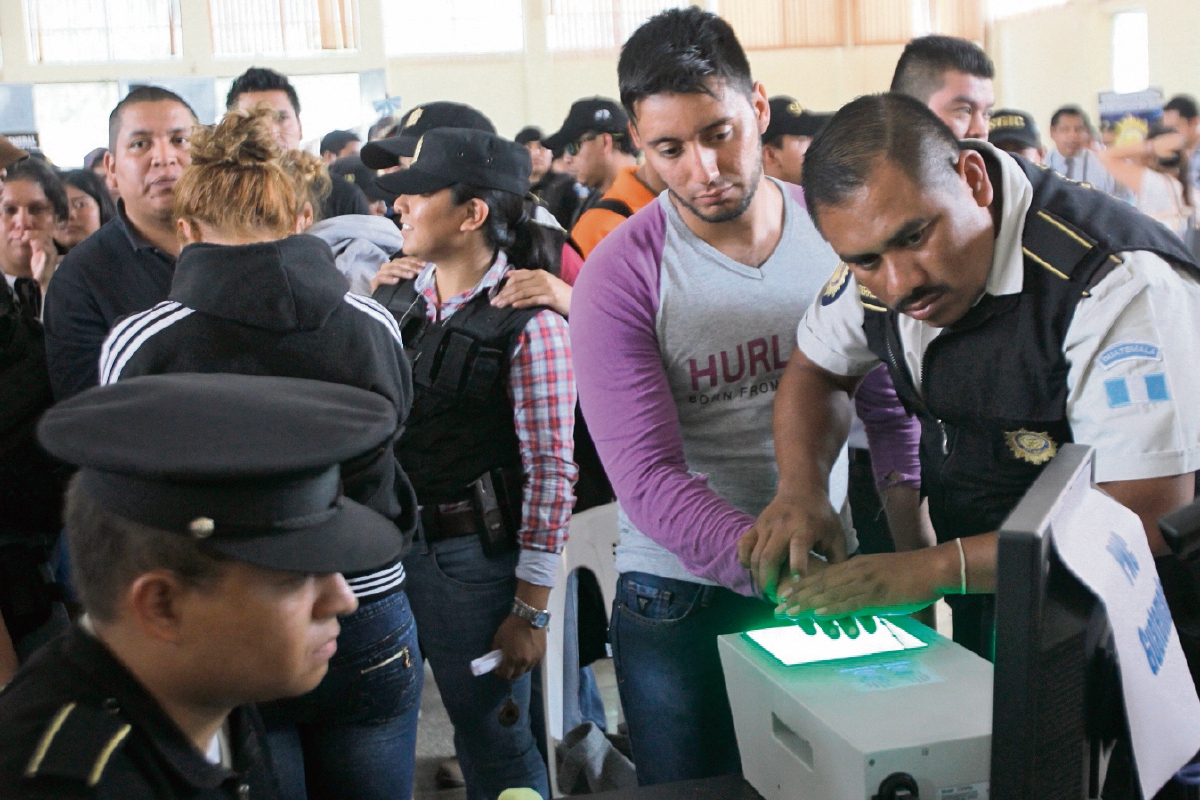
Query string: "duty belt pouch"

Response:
xmin=472 ymin=471 xmax=518 ymax=557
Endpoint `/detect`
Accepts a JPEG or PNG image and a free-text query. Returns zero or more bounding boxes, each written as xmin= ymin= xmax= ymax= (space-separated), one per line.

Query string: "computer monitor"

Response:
xmin=991 ymin=444 xmax=1129 ymax=799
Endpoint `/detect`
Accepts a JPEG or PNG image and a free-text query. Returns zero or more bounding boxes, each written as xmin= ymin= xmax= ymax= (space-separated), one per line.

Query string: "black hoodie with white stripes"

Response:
xmin=99 ymin=233 xmax=414 ymax=600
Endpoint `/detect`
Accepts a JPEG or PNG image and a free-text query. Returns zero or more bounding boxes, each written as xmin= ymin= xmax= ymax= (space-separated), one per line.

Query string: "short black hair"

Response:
xmin=802 ymin=93 xmax=961 ymax=227
xmin=226 ymin=67 xmax=301 ymax=117
xmin=618 ymin=6 xmax=752 ymax=118
xmin=320 ymin=129 xmax=360 ymax=155
xmin=64 ymin=477 xmax=230 ymax=622
xmin=5 ymin=156 xmax=69 ymax=222
xmin=613 ymin=132 xmax=640 ymax=157
xmin=108 ymin=85 xmax=197 ymax=151
xmin=1164 ymin=94 xmax=1199 ymax=121
xmin=60 ymin=169 xmax=117 ymax=226
xmin=890 ymin=35 xmax=994 ymax=102
xmin=1050 ymin=105 xmax=1090 ymax=129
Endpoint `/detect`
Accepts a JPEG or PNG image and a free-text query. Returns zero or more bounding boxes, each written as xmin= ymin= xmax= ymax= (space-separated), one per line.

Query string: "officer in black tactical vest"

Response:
xmin=740 ymin=94 xmax=1200 ymax=662
xmin=371 ymin=128 xmax=575 ymax=799
xmin=0 ymin=374 xmax=405 ymax=799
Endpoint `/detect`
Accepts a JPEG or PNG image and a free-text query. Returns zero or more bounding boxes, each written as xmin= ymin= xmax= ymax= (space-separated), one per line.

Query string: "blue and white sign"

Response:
xmin=1052 ymin=488 xmax=1200 ymax=799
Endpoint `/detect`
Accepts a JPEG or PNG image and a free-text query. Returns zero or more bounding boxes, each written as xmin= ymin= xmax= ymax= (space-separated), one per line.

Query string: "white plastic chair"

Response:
xmin=541 ymin=502 xmax=619 ymax=797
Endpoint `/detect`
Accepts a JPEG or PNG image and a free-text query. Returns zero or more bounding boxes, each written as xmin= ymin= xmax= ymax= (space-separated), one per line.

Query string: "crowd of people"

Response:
xmin=2 ymin=6 xmax=1200 ymax=800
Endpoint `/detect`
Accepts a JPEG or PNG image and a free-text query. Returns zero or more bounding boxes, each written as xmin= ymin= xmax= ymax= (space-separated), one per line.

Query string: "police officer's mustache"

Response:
xmin=895 ymin=284 xmax=952 ymax=315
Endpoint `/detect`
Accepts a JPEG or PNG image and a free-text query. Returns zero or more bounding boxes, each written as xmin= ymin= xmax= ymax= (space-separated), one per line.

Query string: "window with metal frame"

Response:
xmin=720 ymin=0 xmax=846 ymax=49
xmin=545 ymin=0 xmax=689 ymax=53
xmin=382 ymin=0 xmax=524 ymax=58
xmin=208 ymin=0 xmax=358 ymax=58
xmin=24 ymin=0 xmax=183 ymax=64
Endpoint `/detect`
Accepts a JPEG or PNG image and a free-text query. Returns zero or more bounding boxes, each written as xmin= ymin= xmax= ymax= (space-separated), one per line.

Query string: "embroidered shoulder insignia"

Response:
xmin=26 ymin=702 xmax=132 ymax=788
xmin=1005 ymin=430 xmax=1058 ymax=465
xmin=858 ymin=283 xmax=887 ymax=312
xmin=820 ymin=262 xmax=850 ymax=306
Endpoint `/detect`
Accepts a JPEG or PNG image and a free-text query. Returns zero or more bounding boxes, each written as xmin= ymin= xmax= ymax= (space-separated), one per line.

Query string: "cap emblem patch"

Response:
xmin=412 ymin=136 xmax=424 ymax=162
xmin=820 ymin=262 xmax=850 ymax=306
xmin=594 ymin=108 xmax=611 ymax=122
xmin=404 ymin=107 xmax=423 ymax=129
xmin=1005 ymin=430 xmax=1058 ymax=465
xmin=787 ymin=101 xmax=804 ymax=116
xmin=189 ymin=517 xmax=215 ymax=538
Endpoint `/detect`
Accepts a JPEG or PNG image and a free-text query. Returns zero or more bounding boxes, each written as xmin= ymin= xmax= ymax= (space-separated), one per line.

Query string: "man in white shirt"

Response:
xmin=1046 ymin=105 xmax=1129 ymax=200
xmin=742 ymin=94 xmax=1200 ymax=659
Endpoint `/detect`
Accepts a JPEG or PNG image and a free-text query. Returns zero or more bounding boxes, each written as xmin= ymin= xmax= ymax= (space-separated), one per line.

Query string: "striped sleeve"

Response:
xmin=99 ymin=302 xmax=194 ymax=385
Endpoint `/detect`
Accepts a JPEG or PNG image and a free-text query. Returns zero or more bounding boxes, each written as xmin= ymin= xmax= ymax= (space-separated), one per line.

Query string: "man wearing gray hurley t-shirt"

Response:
xmin=571 ymin=8 xmax=921 ymax=787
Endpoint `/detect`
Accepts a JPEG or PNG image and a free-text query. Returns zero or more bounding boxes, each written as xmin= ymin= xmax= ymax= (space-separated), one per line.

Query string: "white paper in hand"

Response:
xmin=470 ymin=649 xmax=504 ymax=677
xmin=1051 ymin=487 xmax=1200 ymax=798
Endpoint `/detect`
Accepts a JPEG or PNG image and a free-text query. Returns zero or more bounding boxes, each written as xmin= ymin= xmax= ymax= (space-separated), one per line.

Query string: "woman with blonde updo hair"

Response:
xmin=99 ymin=106 xmax=424 ymax=800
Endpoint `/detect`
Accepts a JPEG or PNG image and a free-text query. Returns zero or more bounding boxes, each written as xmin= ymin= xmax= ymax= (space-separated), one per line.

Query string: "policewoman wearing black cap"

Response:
xmin=372 ymin=128 xmax=576 ymax=800
xmin=0 ymin=374 xmax=402 ymax=799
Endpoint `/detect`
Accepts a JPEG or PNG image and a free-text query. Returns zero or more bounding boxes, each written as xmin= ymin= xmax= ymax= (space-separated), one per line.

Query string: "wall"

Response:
xmin=5 ymin=0 xmax=1200 ymax=164
xmin=989 ymin=0 xmax=1200 ymax=144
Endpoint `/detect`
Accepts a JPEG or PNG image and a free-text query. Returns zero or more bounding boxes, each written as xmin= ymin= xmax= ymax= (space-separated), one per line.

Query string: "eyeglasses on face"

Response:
xmin=565 ymin=131 xmax=622 ymax=157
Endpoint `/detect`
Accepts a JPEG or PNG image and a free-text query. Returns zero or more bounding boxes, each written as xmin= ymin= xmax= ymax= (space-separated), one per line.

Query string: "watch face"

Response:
xmin=534 ymin=611 xmax=550 ymax=628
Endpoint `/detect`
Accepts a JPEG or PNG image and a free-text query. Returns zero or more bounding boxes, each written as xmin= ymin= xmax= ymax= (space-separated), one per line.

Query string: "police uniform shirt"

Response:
xmin=0 ymin=625 xmax=277 ymax=799
xmin=796 ymin=141 xmax=1200 ymax=484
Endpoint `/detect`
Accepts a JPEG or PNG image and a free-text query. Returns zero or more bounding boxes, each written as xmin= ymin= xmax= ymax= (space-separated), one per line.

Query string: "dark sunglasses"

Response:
xmin=565 ymin=131 xmax=621 ymax=157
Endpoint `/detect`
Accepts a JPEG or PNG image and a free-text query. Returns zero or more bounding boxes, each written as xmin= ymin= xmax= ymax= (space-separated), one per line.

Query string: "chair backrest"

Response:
xmin=543 ymin=502 xmax=620 ymax=774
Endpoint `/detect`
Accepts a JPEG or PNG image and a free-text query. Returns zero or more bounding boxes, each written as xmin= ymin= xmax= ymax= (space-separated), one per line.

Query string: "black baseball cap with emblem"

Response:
xmin=375 ymin=128 xmax=531 ymax=198
xmin=38 ymin=373 xmax=404 ymax=575
xmin=543 ymin=98 xmax=629 ymax=152
xmin=361 ymin=102 xmax=496 ymax=169
xmin=989 ymin=109 xmax=1042 ymax=151
xmin=764 ymin=97 xmax=832 ymax=143
xmin=330 ymin=155 xmax=393 ymax=203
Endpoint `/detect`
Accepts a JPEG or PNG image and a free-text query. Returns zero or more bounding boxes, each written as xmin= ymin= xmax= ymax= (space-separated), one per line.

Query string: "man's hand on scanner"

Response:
xmin=738 ymin=493 xmax=847 ymax=599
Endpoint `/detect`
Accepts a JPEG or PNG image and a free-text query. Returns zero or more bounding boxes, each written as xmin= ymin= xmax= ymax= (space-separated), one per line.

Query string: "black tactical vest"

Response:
xmin=373 ymin=278 xmax=548 ymax=506
xmin=861 ymin=153 xmax=1199 ymax=543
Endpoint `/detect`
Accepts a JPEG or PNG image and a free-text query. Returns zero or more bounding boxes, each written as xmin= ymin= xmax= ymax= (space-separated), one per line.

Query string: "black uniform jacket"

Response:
xmin=0 ymin=627 xmax=278 ymax=799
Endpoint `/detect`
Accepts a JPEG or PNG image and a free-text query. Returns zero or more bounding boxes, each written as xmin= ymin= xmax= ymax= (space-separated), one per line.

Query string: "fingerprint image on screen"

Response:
xmin=744 ymin=618 xmax=928 ymax=667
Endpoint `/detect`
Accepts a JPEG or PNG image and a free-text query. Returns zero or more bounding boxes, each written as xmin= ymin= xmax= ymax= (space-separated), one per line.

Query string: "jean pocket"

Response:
xmin=342 ymin=627 xmax=424 ymax=725
xmin=616 ymin=576 xmax=707 ymax=628
xmin=430 ymin=537 xmax=516 ymax=590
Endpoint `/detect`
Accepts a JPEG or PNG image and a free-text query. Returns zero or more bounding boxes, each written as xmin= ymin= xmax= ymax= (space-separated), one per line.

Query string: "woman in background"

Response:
xmin=1100 ymin=125 xmax=1194 ymax=239
xmin=56 ymin=169 xmax=116 ymax=252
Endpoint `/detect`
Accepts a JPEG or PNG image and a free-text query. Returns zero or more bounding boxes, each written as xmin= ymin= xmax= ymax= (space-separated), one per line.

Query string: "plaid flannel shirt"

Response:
xmin=414 ymin=253 xmax=577 ymax=567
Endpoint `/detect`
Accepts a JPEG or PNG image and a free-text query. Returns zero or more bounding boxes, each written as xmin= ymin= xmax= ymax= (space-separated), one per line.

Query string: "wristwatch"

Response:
xmin=511 ymin=597 xmax=551 ymax=629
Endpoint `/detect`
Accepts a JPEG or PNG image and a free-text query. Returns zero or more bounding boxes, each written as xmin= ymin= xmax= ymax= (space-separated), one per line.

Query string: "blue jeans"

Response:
xmin=404 ymin=535 xmax=549 ymax=800
xmin=261 ymin=590 xmax=423 ymax=800
xmin=610 ymin=572 xmax=777 ymax=786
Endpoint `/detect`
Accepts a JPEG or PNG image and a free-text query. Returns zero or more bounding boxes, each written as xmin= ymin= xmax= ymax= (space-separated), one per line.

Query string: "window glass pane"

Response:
xmin=383 ymin=0 xmax=524 ymax=57
xmin=1111 ymin=10 xmax=1149 ymax=94
xmin=33 ymin=82 xmax=121 ymax=166
xmin=989 ymin=0 xmax=1068 ymax=20
xmin=24 ymin=0 xmax=182 ymax=64
xmin=720 ymin=0 xmax=846 ymax=49
xmin=209 ymin=0 xmax=358 ymax=58
xmin=545 ymin=0 xmax=688 ymax=52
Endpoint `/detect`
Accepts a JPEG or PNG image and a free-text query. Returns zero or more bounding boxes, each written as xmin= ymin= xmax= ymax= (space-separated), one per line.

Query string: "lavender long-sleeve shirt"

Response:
xmin=571 ymin=183 xmax=919 ymax=597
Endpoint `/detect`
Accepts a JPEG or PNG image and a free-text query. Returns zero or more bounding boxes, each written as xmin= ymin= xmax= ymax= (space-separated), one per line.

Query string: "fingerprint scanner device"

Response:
xmin=719 ymin=615 xmax=993 ymax=800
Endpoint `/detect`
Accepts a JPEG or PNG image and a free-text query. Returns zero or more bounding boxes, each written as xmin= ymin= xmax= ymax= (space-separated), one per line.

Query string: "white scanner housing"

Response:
xmin=718 ymin=618 xmax=993 ymax=800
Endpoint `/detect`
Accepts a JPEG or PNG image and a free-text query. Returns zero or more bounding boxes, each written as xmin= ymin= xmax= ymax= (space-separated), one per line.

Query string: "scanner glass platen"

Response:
xmin=744 ymin=617 xmax=928 ymax=667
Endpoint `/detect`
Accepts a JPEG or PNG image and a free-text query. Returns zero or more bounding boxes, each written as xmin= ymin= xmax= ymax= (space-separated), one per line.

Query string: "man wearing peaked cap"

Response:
xmin=0 ymin=373 xmax=403 ymax=799
xmin=361 ymin=102 xmax=496 ymax=171
xmin=988 ymin=108 xmax=1045 ymax=164
xmin=762 ymin=96 xmax=832 ymax=186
